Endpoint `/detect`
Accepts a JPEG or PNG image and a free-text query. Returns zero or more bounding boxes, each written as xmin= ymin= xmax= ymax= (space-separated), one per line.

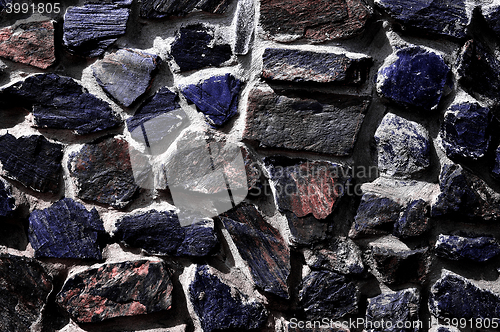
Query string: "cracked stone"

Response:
xmin=393 ymin=199 xmax=430 ymax=239
xmin=435 ymin=234 xmax=500 ymax=262
xmin=0 ymin=178 xmax=14 ymax=217
xmin=140 ymin=0 xmax=232 ymax=18
xmin=304 ymin=237 xmax=364 ymax=275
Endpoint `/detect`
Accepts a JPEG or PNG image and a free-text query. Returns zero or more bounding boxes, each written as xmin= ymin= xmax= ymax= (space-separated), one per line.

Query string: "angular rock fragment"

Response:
xmin=181 ymin=74 xmax=241 ymax=127
xmin=140 ymin=0 xmax=232 ymax=18
xmin=262 ymin=48 xmax=371 ymax=84
xmin=304 ymin=237 xmax=364 ymax=275
xmin=375 ymin=0 xmax=468 ymax=39
xmin=492 ymin=145 xmax=500 ymax=180
xmin=429 ymin=270 xmax=500 ymax=319
xmin=0 ymin=20 xmax=55 ymax=69
xmin=189 ymin=265 xmax=268 ymax=332
xmin=93 ymin=49 xmax=161 ymax=107
xmin=0 ymin=179 xmax=14 ymax=217
xmin=170 ymin=24 xmax=232 ymax=72
xmin=440 ymin=102 xmax=491 ymax=160
xmin=114 ymin=210 xmax=218 ymax=257
xmin=435 ymin=234 xmax=500 ymax=262
xmin=260 ymin=0 xmax=371 ymax=42
xmin=377 ymin=46 xmax=450 ymax=111
xmin=482 ymin=4 xmax=500 ymax=40
xmin=233 ymin=0 xmax=255 ymax=55
xmin=221 ymin=203 xmax=290 ymax=298
xmin=244 ymin=87 xmax=370 ymax=155
xmin=0 ymin=73 xmax=120 ymax=134
xmin=299 ymin=270 xmax=358 ymax=320
xmin=28 ymin=198 xmax=105 ymax=259
xmin=366 ymin=288 xmax=420 ymax=332
xmin=394 ymin=199 xmax=430 ymax=238
xmin=68 ymin=137 xmax=140 ymax=208
xmin=63 ymin=2 xmax=131 ymax=57
xmin=375 ymin=113 xmax=430 ymax=177
xmin=286 ymin=211 xmax=329 ymax=246
xmin=57 ymin=259 xmax=173 ymax=323
xmin=0 ymin=133 xmax=63 ymax=193
xmin=0 ymin=254 xmax=53 ymax=332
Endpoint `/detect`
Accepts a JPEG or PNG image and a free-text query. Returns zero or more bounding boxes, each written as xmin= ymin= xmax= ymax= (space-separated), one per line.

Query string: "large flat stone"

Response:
xmin=140 ymin=0 xmax=232 ymax=18
xmin=244 ymin=87 xmax=370 ymax=156
xmin=57 ymin=259 xmax=173 ymax=323
xmin=435 ymin=235 xmax=500 ymax=262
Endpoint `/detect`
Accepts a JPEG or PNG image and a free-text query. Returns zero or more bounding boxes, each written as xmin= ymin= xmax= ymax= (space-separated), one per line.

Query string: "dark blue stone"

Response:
xmin=0 ymin=73 xmax=120 ymax=135
xmin=140 ymin=0 xmax=231 ymax=18
xmin=170 ymin=24 xmax=232 ymax=72
xmin=0 ymin=133 xmax=63 ymax=193
xmin=435 ymin=235 xmax=500 ymax=262
xmin=376 ymin=0 xmax=468 ymax=39
xmin=181 ymin=74 xmax=241 ymax=127
xmin=394 ymin=199 xmax=430 ymax=238
xmin=429 ymin=271 xmax=500 ymax=319
xmin=440 ymin=103 xmax=491 ymax=160
xmin=0 ymin=179 xmax=14 ymax=217
xmin=377 ymin=46 xmax=450 ymax=111
xmin=28 ymin=198 xmax=105 ymax=259
xmin=114 ymin=210 xmax=218 ymax=257
xmin=366 ymin=288 xmax=420 ymax=332
xmin=298 ymin=270 xmax=358 ymax=320
xmin=189 ymin=265 xmax=268 ymax=332
xmin=350 ymin=194 xmax=402 ymax=238
xmin=492 ymin=145 xmax=500 ymax=180
xmin=221 ymin=203 xmax=290 ymax=298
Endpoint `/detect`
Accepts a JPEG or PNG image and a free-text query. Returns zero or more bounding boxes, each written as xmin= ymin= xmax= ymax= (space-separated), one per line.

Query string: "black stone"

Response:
xmin=393 ymin=199 xmax=430 ymax=239
xmin=0 ymin=178 xmax=14 ymax=217
xmin=435 ymin=234 xmax=500 ymax=262
xmin=482 ymin=4 xmax=500 ymax=41
xmin=0 ymin=133 xmax=63 ymax=193
xmin=286 ymin=211 xmax=329 ymax=246
xmin=140 ymin=0 xmax=231 ymax=18
xmin=304 ymin=238 xmax=364 ymax=275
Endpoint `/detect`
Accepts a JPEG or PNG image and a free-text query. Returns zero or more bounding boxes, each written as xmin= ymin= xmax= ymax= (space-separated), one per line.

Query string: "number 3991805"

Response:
xmin=5 ymin=2 xmax=61 ymax=14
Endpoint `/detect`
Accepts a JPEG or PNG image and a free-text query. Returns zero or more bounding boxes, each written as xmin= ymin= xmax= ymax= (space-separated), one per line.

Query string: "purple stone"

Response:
xmin=435 ymin=235 xmax=500 ymax=262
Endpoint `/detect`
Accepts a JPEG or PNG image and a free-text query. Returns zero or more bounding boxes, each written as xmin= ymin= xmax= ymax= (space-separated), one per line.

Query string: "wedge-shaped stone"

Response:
xmin=435 ymin=235 xmax=500 ymax=262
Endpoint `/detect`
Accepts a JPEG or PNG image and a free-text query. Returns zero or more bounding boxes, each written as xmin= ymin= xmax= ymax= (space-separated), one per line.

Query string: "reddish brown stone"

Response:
xmin=260 ymin=0 xmax=371 ymax=42
xmin=0 ymin=20 xmax=55 ymax=69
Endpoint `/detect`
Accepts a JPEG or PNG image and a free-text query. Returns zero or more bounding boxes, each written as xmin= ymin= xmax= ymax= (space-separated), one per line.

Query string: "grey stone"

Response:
xmin=233 ymin=0 xmax=255 ymax=55
xmin=304 ymin=237 xmax=364 ymax=275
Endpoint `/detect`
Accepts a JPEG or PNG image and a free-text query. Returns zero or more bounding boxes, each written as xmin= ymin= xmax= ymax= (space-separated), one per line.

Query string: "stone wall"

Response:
xmin=1 ymin=0 xmax=500 ymax=331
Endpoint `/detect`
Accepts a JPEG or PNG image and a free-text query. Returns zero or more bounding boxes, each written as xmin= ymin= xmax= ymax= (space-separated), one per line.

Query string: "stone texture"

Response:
xmin=262 ymin=48 xmax=371 ymax=84
xmin=0 ymin=178 xmax=14 ymax=217
xmin=435 ymin=234 xmax=500 ymax=262
xmin=0 ymin=133 xmax=63 ymax=193
xmin=63 ymin=3 xmax=131 ymax=57
xmin=429 ymin=270 xmax=500 ymax=319
xmin=260 ymin=0 xmax=371 ymax=42
xmin=29 ymin=198 xmax=105 ymax=259
xmin=492 ymin=145 xmax=500 ymax=180
xmin=0 ymin=254 xmax=53 ymax=332
xmin=304 ymin=237 xmax=364 ymax=275
xmin=377 ymin=46 xmax=450 ymax=111
xmin=244 ymin=87 xmax=370 ymax=156
xmin=181 ymin=74 xmax=241 ymax=127
xmin=440 ymin=102 xmax=491 ymax=160
xmin=57 ymin=259 xmax=173 ymax=323
xmin=349 ymin=193 xmax=402 ymax=238
xmin=114 ymin=210 xmax=218 ymax=257
xmin=233 ymin=0 xmax=255 ymax=55
xmin=93 ymin=49 xmax=161 ymax=107
xmin=68 ymin=137 xmax=140 ymax=208
xmin=299 ymin=270 xmax=358 ymax=320
xmin=189 ymin=265 xmax=268 ymax=332
xmin=286 ymin=211 xmax=330 ymax=246
xmin=141 ymin=0 xmax=231 ymax=17
xmin=375 ymin=113 xmax=430 ymax=177
xmin=220 ymin=203 xmax=290 ymax=298
xmin=456 ymin=39 xmax=500 ymax=106
xmin=375 ymin=0 xmax=468 ymax=39
xmin=366 ymin=288 xmax=420 ymax=332
xmin=170 ymin=24 xmax=232 ymax=72
xmin=0 ymin=73 xmax=120 ymax=135
xmin=482 ymin=4 xmax=500 ymax=40
xmin=0 ymin=20 xmax=55 ymax=69
xmin=393 ymin=199 xmax=430 ymax=238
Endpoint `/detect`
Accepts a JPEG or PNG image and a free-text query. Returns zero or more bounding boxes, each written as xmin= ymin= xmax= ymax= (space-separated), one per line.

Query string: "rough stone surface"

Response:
xmin=482 ymin=4 xmax=500 ymax=40
xmin=189 ymin=265 xmax=268 ymax=332
xmin=299 ymin=270 xmax=358 ymax=320
xmin=181 ymin=74 xmax=241 ymax=127
xmin=0 ymin=254 xmax=53 ymax=332
xmin=0 ymin=178 xmax=14 ymax=217
xmin=244 ymin=87 xmax=370 ymax=156
xmin=93 ymin=49 xmax=160 ymax=107
xmin=170 ymin=24 xmax=232 ymax=72
xmin=0 ymin=133 xmax=63 ymax=193
xmin=140 ymin=0 xmax=232 ymax=18
xmin=366 ymin=288 xmax=420 ymax=332
xmin=285 ymin=211 xmax=329 ymax=246
xmin=233 ymin=0 xmax=255 ymax=55
xmin=440 ymin=102 xmax=491 ymax=160
xmin=221 ymin=203 xmax=290 ymax=298
xmin=375 ymin=0 xmax=468 ymax=39
xmin=260 ymin=0 xmax=371 ymax=42
xmin=375 ymin=113 xmax=430 ymax=177
xmin=492 ymin=145 xmax=500 ymax=180
xmin=304 ymin=237 xmax=364 ymax=275
xmin=114 ymin=210 xmax=218 ymax=257
xmin=63 ymin=3 xmax=131 ymax=57
xmin=429 ymin=270 xmax=500 ymax=319
xmin=393 ymin=199 xmax=430 ymax=238
xmin=68 ymin=137 xmax=140 ymax=208
xmin=0 ymin=20 xmax=55 ymax=69
xmin=435 ymin=234 xmax=500 ymax=262
xmin=57 ymin=259 xmax=173 ymax=323
xmin=29 ymin=198 xmax=105 ymax=260
xmin=262 ymin=48 xmax=371 ymax=84
xmin=377 ymin=46 xmax=450 ymax=111
xmin=0 ymin=73 xmax=120 ymax=135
